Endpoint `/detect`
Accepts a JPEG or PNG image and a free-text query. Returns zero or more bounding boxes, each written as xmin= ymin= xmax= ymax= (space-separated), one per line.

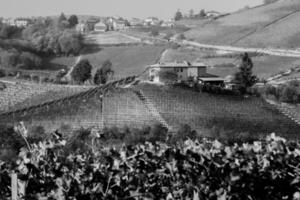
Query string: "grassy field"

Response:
xmin=85 ymin=32 xmax=141 ymax=45
xmin=82 ymin=44 xmax=165 ymax=78
xmin=183 ymin=0 xmax=300 ymax=48
xmin=137 ymin=83 xmax=300 ymax=139
xmin=160 ymin=47 xmax=300 ymax=79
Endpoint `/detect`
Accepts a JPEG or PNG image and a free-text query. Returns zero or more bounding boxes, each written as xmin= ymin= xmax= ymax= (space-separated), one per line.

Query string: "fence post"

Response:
xmin=11 ymin=173 xmax=18 ymax=200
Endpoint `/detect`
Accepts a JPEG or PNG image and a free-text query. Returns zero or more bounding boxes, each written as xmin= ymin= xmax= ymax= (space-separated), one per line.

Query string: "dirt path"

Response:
xmin=63 ymin=55 xmax=82 ymax=81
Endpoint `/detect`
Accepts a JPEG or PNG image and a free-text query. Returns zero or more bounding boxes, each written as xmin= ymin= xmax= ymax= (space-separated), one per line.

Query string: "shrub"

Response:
xmin=94 ymin=60 xmax=114 ymax=85
xmin=0 ymin=69 xmax=6 ymax=77
xmin=41 ymin=77 xmax=50 ymax=83
xmin=31 ymin=75 xmax=40 ymax=83
xmin=71 ymin=59 xmax=92 ymax=84
xmin=58 ymin=30 xmax=82 ymax=55
xmin=169 ymin=124 xmax=197 ymax=143
xmin=147 ymin=123 xmax=168 ymax=143
xmin=279 ymin=86 xmax=298 ymax=103
xmin=18 ymin=52 xmax=42 ymax=69
xmin=27 ymin=126 xmax=46 ymax=144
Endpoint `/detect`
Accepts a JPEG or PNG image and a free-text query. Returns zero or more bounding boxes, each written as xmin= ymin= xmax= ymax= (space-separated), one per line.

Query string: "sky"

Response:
xmin=0 ymin=0 xmax=263 ymax=20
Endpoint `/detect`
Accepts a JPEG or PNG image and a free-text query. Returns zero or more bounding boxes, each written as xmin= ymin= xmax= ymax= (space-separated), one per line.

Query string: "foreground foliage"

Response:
xmin=1 ymin=132 xmax=300 ymax=200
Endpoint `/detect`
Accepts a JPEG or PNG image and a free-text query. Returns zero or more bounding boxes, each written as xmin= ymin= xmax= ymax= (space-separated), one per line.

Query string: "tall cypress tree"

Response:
xmin=234 ymin=52 xmax=257 ymax=94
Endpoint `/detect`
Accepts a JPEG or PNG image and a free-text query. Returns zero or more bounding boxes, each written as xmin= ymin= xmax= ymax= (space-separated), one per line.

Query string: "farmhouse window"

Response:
xmin=180 ymin=68 xmax=183 ymax=72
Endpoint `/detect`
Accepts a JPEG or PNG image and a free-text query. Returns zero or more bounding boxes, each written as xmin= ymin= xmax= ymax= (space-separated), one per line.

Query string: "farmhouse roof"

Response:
xmin=149 ymin=61 xmax=207 ymax=68
xmin=95 ymin=21 xmax=106 ymax=27
xmin=198 ymin=77 xmax=224 ymax=82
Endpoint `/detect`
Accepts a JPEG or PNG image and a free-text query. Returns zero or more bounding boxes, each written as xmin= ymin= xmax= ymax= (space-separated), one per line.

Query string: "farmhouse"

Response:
xmin=144 ymin=17 xmax=160 ymax=26
xmin=149 ymin=61 xmax=224 ymax=85
xmin=113 ymin=20 xmax=127 ymax=30
xmin=161 ymin=21 xmax=175 ymax=28
xmin=76 ymin=23 xmax=88 ymax=33
xmin=86 ymin=18 xmax=99 ymax=31
xmin=129 ymin=18 xmax=144 ymax=27
xmin=15 ymin=18 xmax=32 ymax=27
xmin=94 ymin=21 xmax=107 ymax=32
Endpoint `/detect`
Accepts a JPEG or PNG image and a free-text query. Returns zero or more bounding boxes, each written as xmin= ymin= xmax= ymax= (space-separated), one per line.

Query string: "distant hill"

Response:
xmin=183 ymin=0 xmax=300 ymax=49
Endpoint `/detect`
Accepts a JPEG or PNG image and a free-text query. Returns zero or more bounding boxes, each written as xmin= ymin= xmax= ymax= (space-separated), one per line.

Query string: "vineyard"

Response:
xmin=0 ymin=81 xmax=92 ymax=112
xmin=137 ymin=84 xmax=300 ymax=138
xmin=1 ymin=131 xmax=300 ymax=199
xmin=0 ymin=77 xmax=159 ymax=133
xmin=0 ymin=79 xmax=300 ymax=138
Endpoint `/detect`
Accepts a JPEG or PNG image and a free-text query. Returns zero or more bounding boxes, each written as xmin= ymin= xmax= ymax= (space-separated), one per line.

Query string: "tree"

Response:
xmin=58 ymin=13 xmax=67 ymax=23
xmin=94 ymin=60 xmax=114 ymax=85
xmin=18 ymin=52 xmax=42 ymax=69
xmin=57 ymin=12 xmax=69 ymax=28
xmin=199 ymin=9 xmax=206 ymax=18
xmin=234 ymin=52 xmax=258 ymax=94
xmin=68 ymin=15 xmax=78 ymax=28
xmin=189 ymin=9 xmax=194 ymax=19
xmin=71 ymin=59 xmax=92 ymax=84
xmin=58 ymin=30 xmax=82 ymax=55
xmin=174 ymin=9 xmax=183 ymax=21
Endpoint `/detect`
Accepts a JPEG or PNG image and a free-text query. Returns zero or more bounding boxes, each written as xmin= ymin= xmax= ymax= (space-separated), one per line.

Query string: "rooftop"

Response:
xmin=198 ymin=77 xmax=225 ymax=82
xmin=150 ymin=61 xmax=207 ymax=68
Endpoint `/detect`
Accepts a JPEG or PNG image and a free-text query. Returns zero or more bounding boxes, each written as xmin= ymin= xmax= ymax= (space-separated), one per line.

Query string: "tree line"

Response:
xmin=0 ymin=13 xmax=83 ymax=71
xmin=174 ymin=9 xmax=207 ymax=21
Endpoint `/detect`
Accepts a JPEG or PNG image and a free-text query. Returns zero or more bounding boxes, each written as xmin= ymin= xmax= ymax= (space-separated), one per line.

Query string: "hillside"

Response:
xmin=136 ymin=84 xmax=300 ymax=138
xmin=0 ymin=80 xmax=92 ymax=112
xmin=1 ymin=82 xmax=299 ymax=139
xmin=184 ymin=0 xmax=300 ymax=48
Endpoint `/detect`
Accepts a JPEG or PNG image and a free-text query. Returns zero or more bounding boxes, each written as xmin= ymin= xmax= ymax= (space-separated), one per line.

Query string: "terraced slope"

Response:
xmin=184 ymin=0 xmax=300 ymax=48
xmin=0 ymin=81 xmax=92 ymax=112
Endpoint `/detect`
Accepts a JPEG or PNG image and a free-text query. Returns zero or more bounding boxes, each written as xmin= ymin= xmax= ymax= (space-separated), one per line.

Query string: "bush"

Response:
xmin=27 ymin=126 xmax=46 ymax=144
xmin=71 ymin=59 xmax=92 ymax=84
xmin=0 ymin=69 xmax=6 ymax=77
xmin=94 ymin=60 xmax=114 ymax=85
xmin=264 ymin=82 xmax=300 ymax=104
xmin=169 ymin=124 xmax=197 ymax=143
xmin=279 ymin=86 xmax=298 ymax=103
xmin=31 ymin=75 xmax=40 ymax=83
xmin=0 ymin=48 xmax=42 ymax=70
xmin=58 ymin=30 xmax=82 ymax=55
xmin=41 ymin=77 xmax=50 ymax=83
xmin=18 ymin=52 xmax=42 ymax=69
